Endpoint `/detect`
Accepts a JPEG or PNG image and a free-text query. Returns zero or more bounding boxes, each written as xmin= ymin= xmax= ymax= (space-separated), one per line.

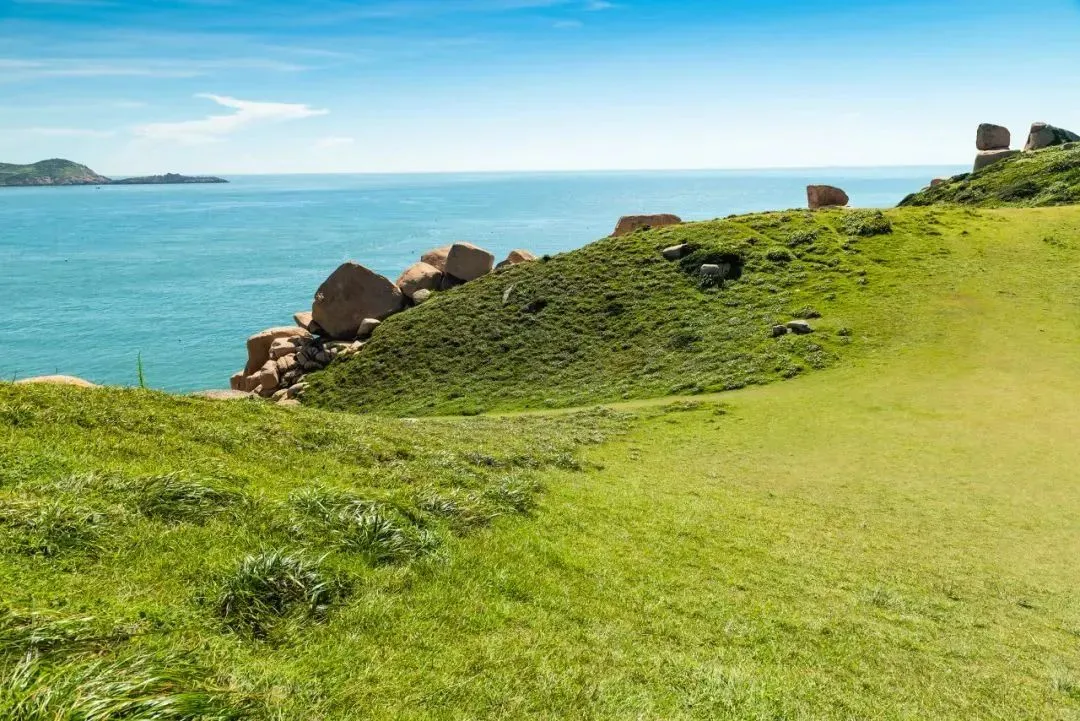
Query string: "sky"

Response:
xmin=1 ymin=0 xmax=1079 ymax=174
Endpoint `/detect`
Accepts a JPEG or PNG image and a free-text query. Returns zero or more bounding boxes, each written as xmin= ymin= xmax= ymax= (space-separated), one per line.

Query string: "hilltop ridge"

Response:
xmin=0 ymin=158 xmax=227 ymax=187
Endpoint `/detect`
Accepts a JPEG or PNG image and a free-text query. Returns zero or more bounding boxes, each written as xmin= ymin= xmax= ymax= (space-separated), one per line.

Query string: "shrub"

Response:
xmin=842 ymin=210 xmax=893 ymax=237
xmin=791 ymin=306 xmax=822 ymax=319
xmin=786 ymin=228 xmax=819 ymax=247
xmin=765 ymin=247 xmax=794 ymax=263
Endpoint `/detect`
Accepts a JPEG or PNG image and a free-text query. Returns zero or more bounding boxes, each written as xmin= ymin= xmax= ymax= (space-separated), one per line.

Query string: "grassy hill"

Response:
xmin=0 ymin=159 xmax=110 ymax=186
xmin=2 ymin=205 xmax=1080 ymax=718
xmin=900 ymin=143 xmax=1080 ymax=207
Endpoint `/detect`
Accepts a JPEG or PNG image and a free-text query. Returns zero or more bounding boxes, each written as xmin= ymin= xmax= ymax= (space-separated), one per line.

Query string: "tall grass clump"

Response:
xmin=215 ymin=550 xmax=345 ymax=637
xmin=841 ymin=210 xmax=893 ymax=237
xmin=0 ymin=610 xmax=124 ymax=661
xmin=0 ymin=499 xmax=111 ymax=557
xmin=129 ymin=474 xmax=244 ymax=525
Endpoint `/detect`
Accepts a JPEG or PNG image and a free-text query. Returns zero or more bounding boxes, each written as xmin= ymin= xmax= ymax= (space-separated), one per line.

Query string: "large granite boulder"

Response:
xmin=311 ymin=262 xmax=407 ymax=340
xmin=974 ymin=149 xmax=1020 ymax=172
xmin=807 ymin=185 xmax=849 ymax=209
xmin=244 ymin=327 xmax=312 ymax=375
xmin=396 ymin=262 xmax=444 ymax=300
xmin=976 ymin=123 xmax=1011 ymax=151
xmin=14 ymin=375 xmax=97 ymax=388
xmin=612 ymin=214 xmax=682 ymax=237
xmin=421 ymin=246 xmax=452 ymax=272
xmin=1025 ymin=122 xmax=1080 ymax=151
xmin=496 ymin=249 xmax=538 ymax=270
xmin=444 ymin=242 xmax=494 ymax=282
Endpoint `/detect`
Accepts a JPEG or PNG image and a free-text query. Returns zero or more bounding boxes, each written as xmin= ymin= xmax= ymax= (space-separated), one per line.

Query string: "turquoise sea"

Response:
xmin=0 ymin=167 xmax=962 ymax=392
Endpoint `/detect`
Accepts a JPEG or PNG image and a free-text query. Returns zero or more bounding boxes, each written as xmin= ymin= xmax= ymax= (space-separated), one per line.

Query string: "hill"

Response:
xmin=900 ymin=142 xmax=1080 ymax=207
xmin=3 ymin=205 xmax=1080 ymax=718
xmin=0 ymin=159 xmax=109 ymax=186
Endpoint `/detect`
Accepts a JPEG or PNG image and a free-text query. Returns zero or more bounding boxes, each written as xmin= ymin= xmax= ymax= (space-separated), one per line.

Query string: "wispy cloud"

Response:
xmin=0 ymin=56 xmax=309 ymax=82
xmin=17 ymin=127 xmax=117 ymax=138
xmin=134 ymin=94 xmax=329 ymax=144
xmin=314 ymin=136 xmax=356 ymax=150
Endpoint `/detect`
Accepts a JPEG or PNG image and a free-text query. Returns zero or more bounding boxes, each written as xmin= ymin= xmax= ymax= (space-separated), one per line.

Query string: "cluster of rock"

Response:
xmin=228 ymin=242 xmax=537 ymax=403
xmin=973 ymin=122 xmax=1079 ymax=172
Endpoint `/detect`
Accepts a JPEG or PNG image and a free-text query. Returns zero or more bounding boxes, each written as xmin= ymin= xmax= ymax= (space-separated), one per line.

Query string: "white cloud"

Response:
xmin=134 ymin=94 xmax=329 ymax=144
xmin=20 ymin=127 xmax=116 ymax=137
xmin=314 ymin=136 xmax=356 ymax=150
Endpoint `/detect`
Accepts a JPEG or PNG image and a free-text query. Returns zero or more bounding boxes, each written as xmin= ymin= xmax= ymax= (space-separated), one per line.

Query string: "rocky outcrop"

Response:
xmin=976 ymin=123 xmax=1011 ymax=151
xmin=974 ymin=149 xmax=1020 ymax=172
xmin=496 ymin=249 xmax=538 ymax=270
xmin=14 ymin=375 xmax=97 ymax=388
xmin=807 ymin=185 xmax=849 ymax=209
xmin=445 ymin=243 xmax=495 ymax=282
xmin=421 ymin=246 xmax=452 ymax=272
xmin=1025 ymin=122 xmax=1080 ymax=152
xmin=312 ymin=262 xmax=406 ymax=340
xmin=612 ymin=214 xmax=682 ymax=237
xmin=396 ymin=262 xmax=444 ymax=300
xmin=244 ymin=327 xmax=312 ymax=375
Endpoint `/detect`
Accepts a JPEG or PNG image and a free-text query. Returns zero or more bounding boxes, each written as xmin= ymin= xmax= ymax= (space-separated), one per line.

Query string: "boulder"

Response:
xmin=421 ymin=245 xmax=452 ymax=272
xmin=445 ymin=242 xmax=495 ymax=282
xmin=275 ymin=354 xmax=298 ymax=375
xmin=612 ymin=214 xmax=682 ymax=237
xmin=785 ymin=320 xmax=814 ymax=335
xmin=496 ymin=249 xmax=538 ymax=270
xmin=439 ymin=274 xmax=465 ymax=291
xmin=254 ymin=360 xmax=280 ymax=397
xmin=357 ymin=318 xmax=381 ymax=338
xmin=311 ymin=262 xmax=407 ymax=340
xmin=807 ymin=185 xmax=849 ymax=209
xmin=396 ymin=262 xmax=444 ymax=300
xmin=700 ymin=264 xmax=725 ymax=277
xmin=974 ymin=149 xmax=1020 ymax=172
xmin=269 ymin=336 xmax=303 ymax=361
xmin=1025 ymin=122 xmax=1080 ymax=152
xmin=930 ymin=178 xmax=947 ymax=187
xmin=662 ymin=244 xmax=691 ymax=260
xmin=192 ymin=390 xmax=252 ymax=401
xmin=245 ymin=327 xmax=312 ymax=375
xmin=293 ymin=311 xmax=313 ymax=330
xmin=413 ymin=289 xmax=433 ymax=304
xmin=976 ymin=123 xmax=1011 ymax=151
xmin=14 ymin=375 xmax=97 ymax=388
xmin=771 ymin=325 xmax=789 ymax=338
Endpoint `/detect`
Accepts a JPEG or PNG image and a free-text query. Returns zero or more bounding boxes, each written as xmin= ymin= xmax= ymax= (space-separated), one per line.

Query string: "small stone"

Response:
xmin=496 ymin=249 xmax=538 ymax=270
xmin=413 ymin=289 xmax=433 ymax=304
xmin=700 ymin=264 xmax=728 ymax=277
xmin=244 ymin=327 xmax=312 ymax=375
xmin=503 ymin=285 xmax=516 ymax=305
xmin=785 ymin=320 xmax=814 ymax=335
xmin=271 ymin=389 xmax=288 ymax=402
xmin=396 ymin=262 xmax=444 ymax=300
xmin=287 ymin=383 xmax=308 ymax=398
xmin=771 ymin=325 xmax=789 ymax=338
xmin=662 ymin=244 xmax=691 ymax=260
xmin=357 ymin=318 xmax=381 ymax=338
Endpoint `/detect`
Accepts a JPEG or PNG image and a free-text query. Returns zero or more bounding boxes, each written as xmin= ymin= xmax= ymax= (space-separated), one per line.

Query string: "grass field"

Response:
xmin=3 ymin=206 xmax=1080 ymax=718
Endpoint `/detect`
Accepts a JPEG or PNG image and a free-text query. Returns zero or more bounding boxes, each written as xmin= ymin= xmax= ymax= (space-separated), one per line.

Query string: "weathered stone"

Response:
xmin=287 ymin=383 xmax=308 ymax=399
xmin=311 ymin=262 xmax=407 ymax=340
xmin=229 ymin=372 xmax=247 ymax=391
xmin=807 ymin=185 xmax=849 ymax=209
xmin=14 ymin=375 xmax=97 ymax=388
xmin=1024 ymin=122 xmax=1080 ymax=152
xmin=930 ymin=178 xmax=947 ymax=187
xmin=245 ymin=327 xmax=311 ymax=375
xmin=438 ymin=274 xmax=465 ymax=291
xmin=976 ymin=123 xmax=1011 ymax=151
xmin=413 ymin=289 xmax=433 ymax=304
xmin=974 ymin=149 xmax=1020 ymax=172
xmin=700 ymin=264 xmax=724 ymax=277
xmin=271 ymin=389 xmax=288 ymax=402
xmin=396 ymin=262 xmax=443 ymax=300
xmin=293 ymin=311 xmax=313 ymax=330
xmin=192 ymin=389 xmax=252 ymax=400
xmin=275 ymin=354 xmax=298 ymax=375
xmin=662 ymin=244 xmax=691 ymax=260
xmin=771 ymin=325 xmax=789 ymax=338
xmin=612 ymin=214 xmax=682 ymax=237
xmin=445 ymin=242 xmax=495 ymax=282
xmin=278 ymin=398 xmax=301 ymax=408
xmin=502 ymin=285 xmax=516 ymax=305
xmin=495 ymin=249 xmax=538 ymax=270
xmin=357 ymin=318 xmax=381 ymax=337
xmin=421 ymin=245 xmax=452 ymax=272
xmin=785 ymin=320 xmax=814 ymax=335
xmin=269 ymin=337 xmax=302 ymax=361
xmin=255 ymin=360 xmax=279 ymax=397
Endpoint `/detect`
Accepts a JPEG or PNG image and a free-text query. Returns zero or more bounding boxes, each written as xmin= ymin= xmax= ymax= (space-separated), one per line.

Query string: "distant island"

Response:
xmin=0 ymin=159 xmax=227 ymax=187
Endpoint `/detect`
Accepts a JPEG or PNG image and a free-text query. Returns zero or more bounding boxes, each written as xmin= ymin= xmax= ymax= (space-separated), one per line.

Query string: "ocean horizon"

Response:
xmin=0 ymin=166 xmax=964 ymax=392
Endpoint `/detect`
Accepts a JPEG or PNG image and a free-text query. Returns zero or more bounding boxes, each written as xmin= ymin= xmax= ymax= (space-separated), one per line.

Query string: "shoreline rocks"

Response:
xmin=312 ymin=262 xmax=406 ymax=340
xmin=445 ymin=242 xmax=495 ymax=282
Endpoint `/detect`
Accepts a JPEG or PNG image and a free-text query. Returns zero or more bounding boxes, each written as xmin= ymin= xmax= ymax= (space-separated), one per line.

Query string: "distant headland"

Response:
xmin=0 ymin=159 xmax=227 ymax=187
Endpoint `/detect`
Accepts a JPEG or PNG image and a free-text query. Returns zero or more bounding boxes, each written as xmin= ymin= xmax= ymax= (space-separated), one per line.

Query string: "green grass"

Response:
xmin=0 ymin=158 xmax=107 ymax=186
xmin=900 ymin=142 xmax=1080 ymax=207
xmin=3 ymin=206 xmax=1080 ymax=718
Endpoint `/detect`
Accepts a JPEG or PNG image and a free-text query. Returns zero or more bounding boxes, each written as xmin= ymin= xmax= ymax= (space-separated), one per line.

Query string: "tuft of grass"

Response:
xmin=0 ymin=498 xmax=110 ymax=557
xmin=129 ymin=474 xmax=244 ymax=525
xmin=215 ymin=550 xmax=346 ymax=637
xmin=0 ymin=610 xmax=122 ymax=661
xmin=841 ymin=209 xmax=893 ymax=237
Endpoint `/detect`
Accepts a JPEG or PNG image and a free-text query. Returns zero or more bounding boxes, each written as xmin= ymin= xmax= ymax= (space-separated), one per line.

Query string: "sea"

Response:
xmin=0 ymin=167 xmax=963 ymax=392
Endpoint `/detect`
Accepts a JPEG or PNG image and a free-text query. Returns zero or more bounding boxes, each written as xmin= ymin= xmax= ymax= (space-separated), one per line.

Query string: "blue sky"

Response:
xmin=2 ymin=0 xmax=1079 ymax=174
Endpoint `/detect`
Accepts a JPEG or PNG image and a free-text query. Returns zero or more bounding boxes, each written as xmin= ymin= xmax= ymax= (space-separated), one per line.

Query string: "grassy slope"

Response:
xmin=3 ymin=207 xmax=1080 ymax=718
xmin=307 ymin=208 xmax=902 ymax=416
xmin=900 ymin=142 xmax=1080 ymax=207
xmin=0 ymin=159 xmax=107 ymax=186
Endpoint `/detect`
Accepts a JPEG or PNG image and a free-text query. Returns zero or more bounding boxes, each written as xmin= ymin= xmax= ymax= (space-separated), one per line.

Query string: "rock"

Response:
xmin=192 ymin=389 xmax=252 ymax=400
xmin=244 ymin=327 xmax=312 ymax=375
xmin=293 ymin=311 xmax=313 ymax=330
xmin=421 ymin=245 xmax=452 ymax=272
xmin=976 ymin=123 xmax=1011 ymax=151
xmin=357 ymin=318 xmax=382 ymax=338
xmin=785 ymin=320 xmax=814 ymax=335
xmin=287 ymin=383 xmax=308 ymax=399
xmin=444 ymin=242 xmax=495 ymax=282
xmin=771 ymin=325 xmax=789 ymax=338
xmin=396 ymin=262 xmax=444 ymax=300
xmin=255 ymin=360 xmax=280 ymax=397
xmin=974 ymin=149 xmax=1020 ymax=172
xmin=502 ymin=285 xmax=516 ymax=305
xmin=612 ymin=214 xmax=682 ymax=237
xmin=930 ymin=178 xmax=947 ymax=187
xmin=413 ymin=289 xmax=433 ymax=304
xmin=807 ymin=185 xmax=849 ymax=209
xmin=230 ymin=372 xmax=247 ymax=391
xmin=496 ymin=249 xmax=538 ymax=270
xmin=269 ymin=337 xmax=303 ymax=361
xmin=275 ymin=354 xmax=298 ymax=375
xmin=271 ymin=389 xmax=288 ymax=402
xmin=1024 ymin=122 xmax=1080 ymax=152
xmin=700 ymin=264 xmax=724 ymax=277
xmin=311 ymin=262 xmax=407 ymax=340
xmin=438 ymin=274 xmax=465 ymax=291
xmin=14 ymin=375 xmax=97 ymax=388
xmin=278 ymin=398 xmax=301 ymax=408
xmin=662 ymin=244 xmax=691 ymax=260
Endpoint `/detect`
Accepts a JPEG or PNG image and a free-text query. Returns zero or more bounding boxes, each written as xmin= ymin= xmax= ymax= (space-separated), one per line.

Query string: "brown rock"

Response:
xmin=293 ymin=311 xmax=313 ymax=330
xmin=245 ymin=327 xmax=312 ymax=375
xmin=396 ymin=262 xmax=444 ymax=299
xmin=444 ymin=242 xmax=494 ymax=282
xmin=413 ymin=289 xmax=433 ymax=304
xmin=269 ymin=337 xmax=303 ymax=361
xmin=1024 ymin=122 xmax=1080 ymax=152
xmin=612 ymin=214 xmax=682 ymax=237
xmin=311 ymin=262 xmax=407 ymax=340
xmin=496 ymin=249 xmax=538 ymax=270
xmin=14 ymin=375 xmax=97 ymax=388
xmin=807 ymin=185 xmax=849 ymax=209
xmin=974 ymin=149 xmax=1020 ymax=172
xmin=976 ymin=123 xmax=1011 ymax=151
xmin=255 ymin=360 xmax=280 ymax=397
xmin=278 ymin=398 xmax=301 ymax=408
xmin=421 ymin=245 xmax=452 ymax=272
xmin=275 ymin=354 xmax=298 ymax=375
xmin=357 ymin=318 xmax=381 ymax=338
xmin=930 ymin=178 xmax=947 ymax=187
